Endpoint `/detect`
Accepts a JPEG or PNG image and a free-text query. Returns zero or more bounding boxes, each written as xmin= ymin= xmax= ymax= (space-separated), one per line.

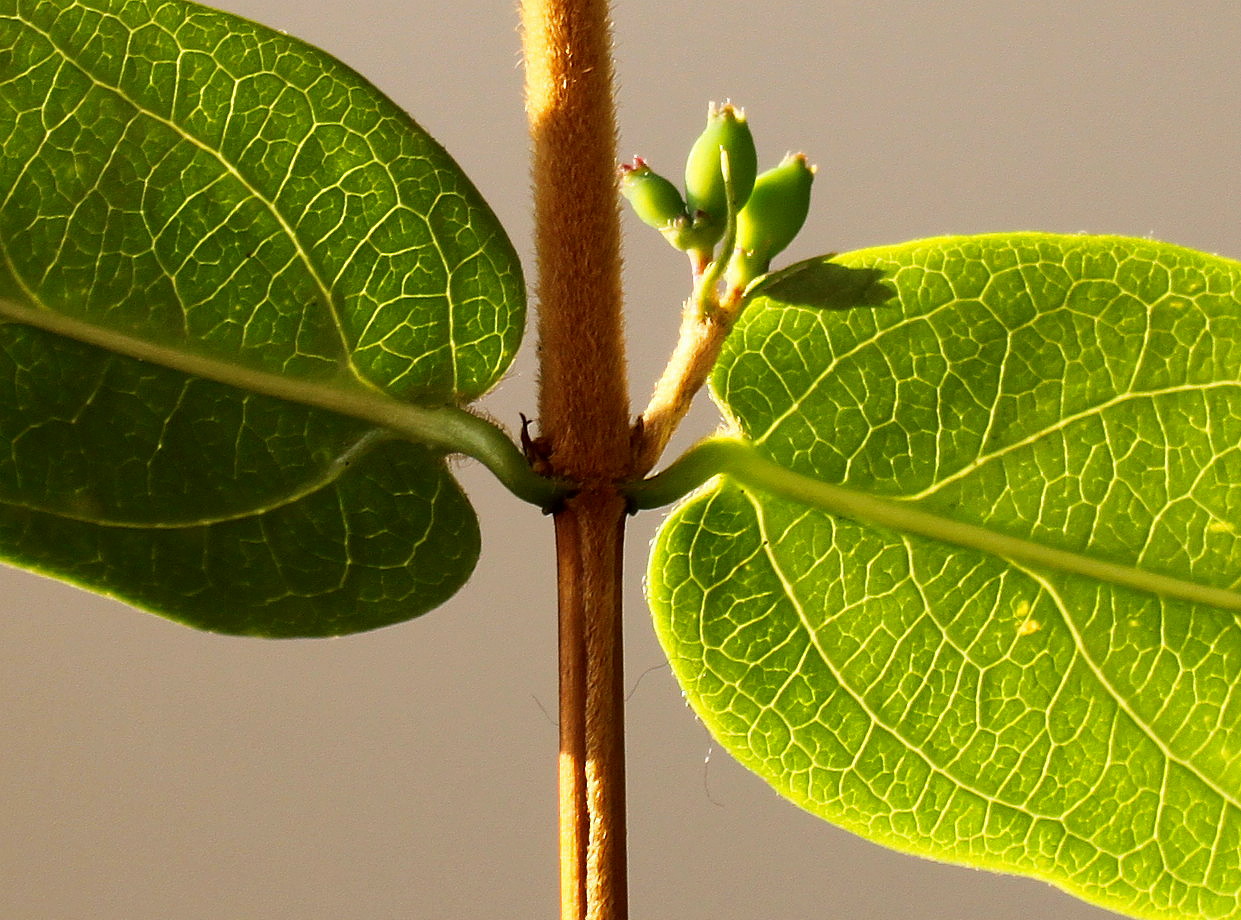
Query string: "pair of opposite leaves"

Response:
xmin=2 ymin=2 xmax=1241 ymax=918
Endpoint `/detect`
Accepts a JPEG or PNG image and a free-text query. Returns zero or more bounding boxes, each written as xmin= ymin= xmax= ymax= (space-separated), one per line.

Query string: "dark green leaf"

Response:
xmin=0 ymin=0 xmax=523 ymax=635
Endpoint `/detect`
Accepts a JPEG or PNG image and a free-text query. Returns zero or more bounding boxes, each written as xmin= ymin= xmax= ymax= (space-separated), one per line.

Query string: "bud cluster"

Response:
xmin=619 ymin=102 xmax=815 ymax=294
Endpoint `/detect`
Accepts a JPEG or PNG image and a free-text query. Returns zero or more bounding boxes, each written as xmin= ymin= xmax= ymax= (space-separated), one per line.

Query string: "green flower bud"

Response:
xmin=619 ymin=158 xmax=689 ymax=231
xmin=683 ymin=103 xmax=758 ymax=241
xmin=727 ymin=152 xmax=815 ymax=290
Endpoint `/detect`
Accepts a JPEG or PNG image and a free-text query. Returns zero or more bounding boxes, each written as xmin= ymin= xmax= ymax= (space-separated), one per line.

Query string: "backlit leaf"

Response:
xmin=649 ymin=234 xmax=1241 ymax=918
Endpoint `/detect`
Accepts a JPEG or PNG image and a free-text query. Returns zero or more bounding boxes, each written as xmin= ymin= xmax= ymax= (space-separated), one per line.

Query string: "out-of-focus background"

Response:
xmin=4 ymin=2 xmax=1239 ymax=918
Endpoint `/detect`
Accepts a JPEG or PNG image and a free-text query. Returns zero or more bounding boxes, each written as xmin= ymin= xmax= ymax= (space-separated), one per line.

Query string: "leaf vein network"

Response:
xmin=1015 ymin=563 xmax=1241 ymax=826
xmin=14 ymin=11 xmax=360 ymax=375
xmin=735 ymin=488 xmax=1107 ymax=832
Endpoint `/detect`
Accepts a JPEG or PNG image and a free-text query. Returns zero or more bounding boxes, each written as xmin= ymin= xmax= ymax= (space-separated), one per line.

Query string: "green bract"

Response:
xmin=683 ymin=103 xmax=758 ymax=243
xmin=649 ymin=234 xmax=1241 ymax=919
xmin=0 ymin=0 xmax=525 ymax=636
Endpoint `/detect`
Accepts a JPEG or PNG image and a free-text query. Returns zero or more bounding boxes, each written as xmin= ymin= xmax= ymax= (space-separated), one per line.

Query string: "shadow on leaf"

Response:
xmin=751 ymin=257 xmax=895 ymax=311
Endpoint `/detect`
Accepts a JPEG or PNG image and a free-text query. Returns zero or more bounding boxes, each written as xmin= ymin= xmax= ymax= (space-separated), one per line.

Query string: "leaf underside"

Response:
xmin=0 ymin=0 xmax=524 ymax=635
xmin=649 ymin=234 xmax=1241 ymax=918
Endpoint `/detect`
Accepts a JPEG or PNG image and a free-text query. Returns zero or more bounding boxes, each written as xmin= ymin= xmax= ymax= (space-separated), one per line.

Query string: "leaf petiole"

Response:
xmin=430 ymin=409 xmax=571 ymax=511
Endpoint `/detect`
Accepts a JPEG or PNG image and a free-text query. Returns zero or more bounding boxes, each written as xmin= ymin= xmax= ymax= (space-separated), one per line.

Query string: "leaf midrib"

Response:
xmin=659 ymin=439 xmax=1241 ymax=613
xmin=0 ymin=295 xmax=460 ymax=453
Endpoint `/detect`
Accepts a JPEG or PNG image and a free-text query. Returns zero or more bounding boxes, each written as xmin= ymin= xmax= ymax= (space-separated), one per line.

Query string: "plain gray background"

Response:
xmin=4 ymin=1 xmax=1240 ymax=918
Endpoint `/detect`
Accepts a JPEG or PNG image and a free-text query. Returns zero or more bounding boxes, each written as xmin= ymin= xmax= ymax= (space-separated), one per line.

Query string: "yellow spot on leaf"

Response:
xmin=1017 ymin=618 xmax=1042 ymax=637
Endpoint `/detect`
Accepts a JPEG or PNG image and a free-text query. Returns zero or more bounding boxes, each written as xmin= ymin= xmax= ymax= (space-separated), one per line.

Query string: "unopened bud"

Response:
xmin=727 ymin=153 xmax=815 ymax=290
xmin=620 ymin=158 xmax=689 ymax=231
xmin=683 ymin=103 xmax=758 ymax=242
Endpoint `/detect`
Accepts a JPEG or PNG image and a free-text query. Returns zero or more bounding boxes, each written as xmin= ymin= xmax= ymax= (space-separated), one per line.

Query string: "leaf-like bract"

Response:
xmin=649 ymin=234 xmax=1241 ymax=918
xmin=0 ymin=0 xmax=524 ymax=635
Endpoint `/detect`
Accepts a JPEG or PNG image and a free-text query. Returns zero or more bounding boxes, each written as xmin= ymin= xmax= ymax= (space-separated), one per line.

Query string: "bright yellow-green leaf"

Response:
xmin=649 ymin=234 xmax=1241 ymax=918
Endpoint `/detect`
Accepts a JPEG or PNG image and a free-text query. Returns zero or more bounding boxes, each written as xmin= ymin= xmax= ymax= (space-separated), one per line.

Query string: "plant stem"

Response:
xmin=521 ymin=0 xmax=629 ymax=482
xmin=631 ymin=285 xmax=745 ymax=476
xmin=554 ymin=488 xmax=629 ymax=920
xmin=520 ymin=0 xmax=631 ymax=917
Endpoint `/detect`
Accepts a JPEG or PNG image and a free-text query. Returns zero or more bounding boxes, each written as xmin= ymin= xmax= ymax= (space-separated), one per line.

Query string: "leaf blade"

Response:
xmin=1 ymin=0 xmax=523 ymax=401
xmin=0 ymin=0 xmax=524 ymax=635
xmin=1 ymin=319 xmax=483 ymax=636
xmin=723 ymin=234 xmax=1241 ymax=595
xmin=650 ymin=233 xmax=1241 ymax=918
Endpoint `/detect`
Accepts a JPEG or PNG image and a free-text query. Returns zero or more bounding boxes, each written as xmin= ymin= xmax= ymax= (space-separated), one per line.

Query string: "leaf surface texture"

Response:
xmin=649 ymin=234 xmax=1241 ymax=918
xmin=0 ymin=0 xmax=523 ymax=635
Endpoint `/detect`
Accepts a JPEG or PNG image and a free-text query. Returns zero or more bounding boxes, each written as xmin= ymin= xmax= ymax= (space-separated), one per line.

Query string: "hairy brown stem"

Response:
xmin=521 ymin=0 xmax=629 ymax=482
xmin=520 ymin=0 xmax=631 ymax=917
xmin=556 ymin=488 xmax=629 ymax=920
